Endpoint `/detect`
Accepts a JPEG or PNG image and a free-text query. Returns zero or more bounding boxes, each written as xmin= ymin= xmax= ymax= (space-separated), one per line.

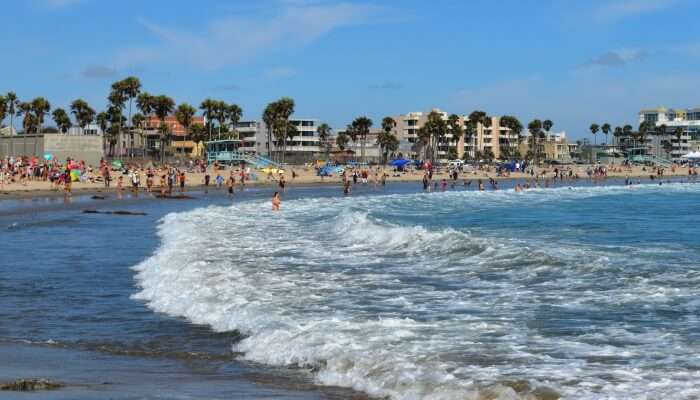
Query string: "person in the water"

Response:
xmin=272 ymin=191 xmax=281 ymax=211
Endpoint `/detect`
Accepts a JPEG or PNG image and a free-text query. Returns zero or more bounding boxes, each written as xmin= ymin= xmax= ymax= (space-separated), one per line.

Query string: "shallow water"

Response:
xmin=2 ymin=180 xmax=700 ymax=399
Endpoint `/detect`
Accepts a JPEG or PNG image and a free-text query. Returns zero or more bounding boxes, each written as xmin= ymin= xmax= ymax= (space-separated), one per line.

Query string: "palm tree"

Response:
xmin=189 ymin=123 xmax=207 ymax=158
xmin=527 ymin=119 xmax=543 ymax=163
xmin=70 ymin=99 xmax=96 ymax=133
xmin=613 ymin=126 xmax=622 ymax=147
xmin=466 ymin=110 xmax=488 ymax=160
xmin=418 ymin=111 xmax=445 ymax=162
xmin=446 ymin=114 xmax=463 ymax=159
xmin=153 ymin=95 xmax=175 ymax=161
xmin=212 ymin=100 xmax=227 ymax=140
xmin=0 ymin=96 xmax=6 ymax=130
xmin=601 ymin=123 xmax=611 ymax=145
xmin=589 ymin=123 xmax=599 ymax=145
xmin=348 ymin=116 xmax=372 ymax=163
xmin=543 ymin=119 xmax=553 ymax=133
xmin=131 ymin=113 xmax=146 ymax=157
xmin=275 ymin=97 xmax=295 ymax=163
xmin=499 ymin=115 xmax=523 ymax=160
xmin=51 ymin=108 xmax=71 ymax=134
xmin=30 ymin=97 xmax=51 ymax=135
xmin=175 ymin=103 xmax=196 ymax=158
xmin=136 ymin=93 xmax=154 ymax=156
xmin=108 ymin=85 xmax=126 ymax=158
xmin=262 ymin=102 xmax=277 ymax=158
xmin=5 ymin=92 xmax=19 ymax=136
xmin=226 ymin=103 xmax=242 ymax=139
xmin=376 ymin=129 xmax=399 ymax=164
xmin=317 ymin=122 xmax=332 ymax=161
xmin=96 ymin=111 xmax=110 ymax=156
xmin=336 ymin=132 xmax=349 ymax=151
xmin=199 ymin=98 xmax=218 ymax=141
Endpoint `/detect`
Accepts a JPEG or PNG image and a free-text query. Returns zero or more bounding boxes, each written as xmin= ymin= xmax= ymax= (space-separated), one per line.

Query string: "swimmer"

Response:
xmin=272 ymin=191 xmax=281 ymax=211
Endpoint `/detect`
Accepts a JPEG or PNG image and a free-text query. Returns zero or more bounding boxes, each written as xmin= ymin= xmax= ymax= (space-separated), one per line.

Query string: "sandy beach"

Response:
xmin=1 ymin=163 xmax=695 ymax=200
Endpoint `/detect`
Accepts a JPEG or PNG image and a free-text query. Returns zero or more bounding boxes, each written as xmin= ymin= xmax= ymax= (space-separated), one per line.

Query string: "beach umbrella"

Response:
xmin=390 ymin=159 xmax=410 ymax=167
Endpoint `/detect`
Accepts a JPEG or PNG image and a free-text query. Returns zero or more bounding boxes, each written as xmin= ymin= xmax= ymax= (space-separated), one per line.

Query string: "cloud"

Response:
xmin=580 ymin=49 xmax=649 ymax=68
xmin=369 ymin=82 xmax=404 ymax=90
xmin=135 ymin=2 xmax=382 ymax=70
xmin=82 ymin=65 xmax=117 ymax=79
xmin=593 ymin=0 xmax=677 ymax=22
xmin=452 ymin=72 xmax=700 ymax=140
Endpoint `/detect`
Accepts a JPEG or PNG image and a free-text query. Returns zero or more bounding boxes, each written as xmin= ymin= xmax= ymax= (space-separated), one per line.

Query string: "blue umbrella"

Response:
xmin=390 ymin=159 xmax=410 ymax=167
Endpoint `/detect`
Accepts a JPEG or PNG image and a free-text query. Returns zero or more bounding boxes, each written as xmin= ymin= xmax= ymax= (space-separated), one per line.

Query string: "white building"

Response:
xmin=66 ymin=124 xmax=103 ymax=136
xmin=639 ymin=107 xmax=696 ymax=161
xmin=234 ymin=118 xmax=323 ymax=163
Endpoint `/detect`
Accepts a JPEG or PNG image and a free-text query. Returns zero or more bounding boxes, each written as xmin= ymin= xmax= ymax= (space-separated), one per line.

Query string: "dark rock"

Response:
xmin=156 ymin=194 xmax=195 ymax=200
xmin=532 ymin=386 xmax=561 ymax=400
xmin=0 ymin=379 xmax=65 ymax=391
xmin=90 ymin=195 xmax=106 ymax=200
xmin=82 ymin=209 xmax=147 ymax=216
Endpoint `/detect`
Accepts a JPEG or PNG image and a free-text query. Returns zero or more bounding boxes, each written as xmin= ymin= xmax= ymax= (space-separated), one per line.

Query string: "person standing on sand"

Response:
xmin=159 ymin=175 xmax=167 ymax=197
xmin=179 ymin=171 xmax=186 ymax=193
xmin=272 ymin=191 xmax=281 ymax=211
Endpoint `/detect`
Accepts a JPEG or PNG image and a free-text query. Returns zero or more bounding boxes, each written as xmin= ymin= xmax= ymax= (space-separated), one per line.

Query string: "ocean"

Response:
xmin=1 ymin=179 xmax=699 ymax=399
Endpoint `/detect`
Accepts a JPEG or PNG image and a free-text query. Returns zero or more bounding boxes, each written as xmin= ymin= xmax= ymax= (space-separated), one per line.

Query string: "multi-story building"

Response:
xmin=236 ymin=120 xmax=263 ymax=154
xmin=252 ymin=118 xmax=322 ymax=163
xmin=335 ymin=128 xmax=383 ymax=163
xmin=463 ymin=115 xmax=519 ymax=161
xmin=66 ymin=124 xmax=103 ymax=136
xmin=639 ymin=107 xmax=696 ymax=161
xmin=143 ymin=115 xmax=206 ymax=157
xmin=519 ymin=131 xmax=572 ymax=162
xmin=392 ymin=109 xmax=462 ymax=161
xmin=392 ymin=110 xmax=519 ymax=161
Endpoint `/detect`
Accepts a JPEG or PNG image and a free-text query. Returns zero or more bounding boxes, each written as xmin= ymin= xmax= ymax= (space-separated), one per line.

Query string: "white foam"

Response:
xmin=132 ymin=185 xmax=700 ymax=400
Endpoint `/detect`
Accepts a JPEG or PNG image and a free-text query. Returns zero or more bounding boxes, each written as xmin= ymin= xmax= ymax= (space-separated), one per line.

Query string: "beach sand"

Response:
xmin=0 ymin=164 xmax=693 ymax=200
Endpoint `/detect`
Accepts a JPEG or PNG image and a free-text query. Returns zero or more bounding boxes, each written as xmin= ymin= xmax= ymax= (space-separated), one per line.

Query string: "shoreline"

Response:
xmin=0 ymin=165 xmax=695 ymax=201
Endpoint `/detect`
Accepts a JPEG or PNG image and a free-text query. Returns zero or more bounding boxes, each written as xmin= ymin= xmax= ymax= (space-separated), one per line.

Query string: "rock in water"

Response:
xmin=0 ymin=379 xmax=65 ymax=391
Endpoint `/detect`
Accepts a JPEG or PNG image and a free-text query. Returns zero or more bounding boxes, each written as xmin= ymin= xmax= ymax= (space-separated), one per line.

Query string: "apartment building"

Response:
xmin=143 ymin=115 xmax=206 ymax=156
xmin=639 ymin=107 xmax=696 ymax=161
xmin=463 ymin=116 xmax=519 ymax=160
xmin=392 ymin=109 xmax=462 ymax=160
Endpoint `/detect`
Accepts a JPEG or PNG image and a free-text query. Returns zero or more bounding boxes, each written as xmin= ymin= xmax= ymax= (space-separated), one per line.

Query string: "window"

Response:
xmin=302 ymin=132 xmax=315 ymax=137
xmin=407 ymin=120 xmax=417 ymax=126
xmin=644 ymin=113 xmax=658 ymax=123
xmin=301 ymin=120 xmax=314 ymax=127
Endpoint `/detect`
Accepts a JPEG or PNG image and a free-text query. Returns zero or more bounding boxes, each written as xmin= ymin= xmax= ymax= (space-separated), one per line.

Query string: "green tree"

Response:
xmin=96 ymin=111 xmax=110 ymax=155
xmin=226 ymin=103 xmax=242 ymax=139
xmin=317 ymin=122 xmax=332 ymax=161
xmin=51 ymin=108 xmax=71 ymax=134
xmin=528 ymin=119 xmax=543 ymax=163
xmin=0 ymin=95 xmax=6 ymax=129
xmin=120 ymin=77 xmax=141 ymax=129
xmin=674 ymin=127 xmax=684 ymax=160
xmin=446 ymin=114 xmax=463 ymax=159
xmin=601 ymin=123 xmax=611 ymax=145
xmin=336 ymin=132 xmax=349 ymax=151
xmin=70 ymin=99 xmax=96 ymax=132
xmin=31 ymin=97 xmax=51 ymax=134
xmin=466 ymin=111 xmax=488 ymax=160
xmin=589 ymin=123 xmax=599 ymax=145
xmin=175 ymin=103 xmax=196 ymax=157
xmin=417 ymin=111 xmax=446 ymax=162
xmin=275 ymin=97 xmax=295 ymax=163
xmin=199 ymin=98 xmax=218 ymax=141
xmin=5 ymin=92 xmax=20 ymax=135
xmin=153 ymin=95 xmax=175 ymax=161
xmin=346 ymin=116 xmax=372 ymax=163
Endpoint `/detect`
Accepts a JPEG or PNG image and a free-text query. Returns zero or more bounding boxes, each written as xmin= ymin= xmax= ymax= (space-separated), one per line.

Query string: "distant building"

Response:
xmin=66 ymin=124 xmax=103 ymax=136
xmin=335 ymin=128 xmax=384 ymax=163
xmin=0 ymin=126 xmax=18 ymax=136
xmin=639 ymin=107 xmax=696 ymax=161
xmin=143 ymin=115 xmax=206 ymax=157
xmin=391 ymin=110 xmax=519 ymax=161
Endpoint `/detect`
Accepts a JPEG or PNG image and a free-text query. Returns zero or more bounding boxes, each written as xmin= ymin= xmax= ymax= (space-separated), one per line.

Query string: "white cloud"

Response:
xmin=133 ymin=2 xmax=381 ymax=70
xmin=580 ymin=48 xmax=649 ymax=68
xmin=593 ymin=0 xmax=677 ymax=22
xmin=452 ymin=72 xmax=700 ymax=139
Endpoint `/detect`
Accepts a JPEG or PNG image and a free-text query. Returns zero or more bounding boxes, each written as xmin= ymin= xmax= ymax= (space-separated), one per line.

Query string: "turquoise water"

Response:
xmin=2 ymin=180 xmax=700 ymax=399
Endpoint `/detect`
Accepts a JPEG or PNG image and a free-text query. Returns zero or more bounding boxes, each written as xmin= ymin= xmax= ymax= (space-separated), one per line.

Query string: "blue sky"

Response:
xmin=1 ymin=0 xmax=699 ymax=139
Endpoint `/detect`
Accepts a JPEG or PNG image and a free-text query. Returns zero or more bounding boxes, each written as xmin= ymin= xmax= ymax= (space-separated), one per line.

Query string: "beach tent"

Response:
xmin=390 ymin=159 xmax=411 ymax=167
xmin=681 ymin=151 xmax=700 ymax=159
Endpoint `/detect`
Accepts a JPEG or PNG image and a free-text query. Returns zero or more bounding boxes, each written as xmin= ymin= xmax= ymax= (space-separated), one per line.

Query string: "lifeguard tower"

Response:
xmin=205 ymin=139 xmax=281 ymax=168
